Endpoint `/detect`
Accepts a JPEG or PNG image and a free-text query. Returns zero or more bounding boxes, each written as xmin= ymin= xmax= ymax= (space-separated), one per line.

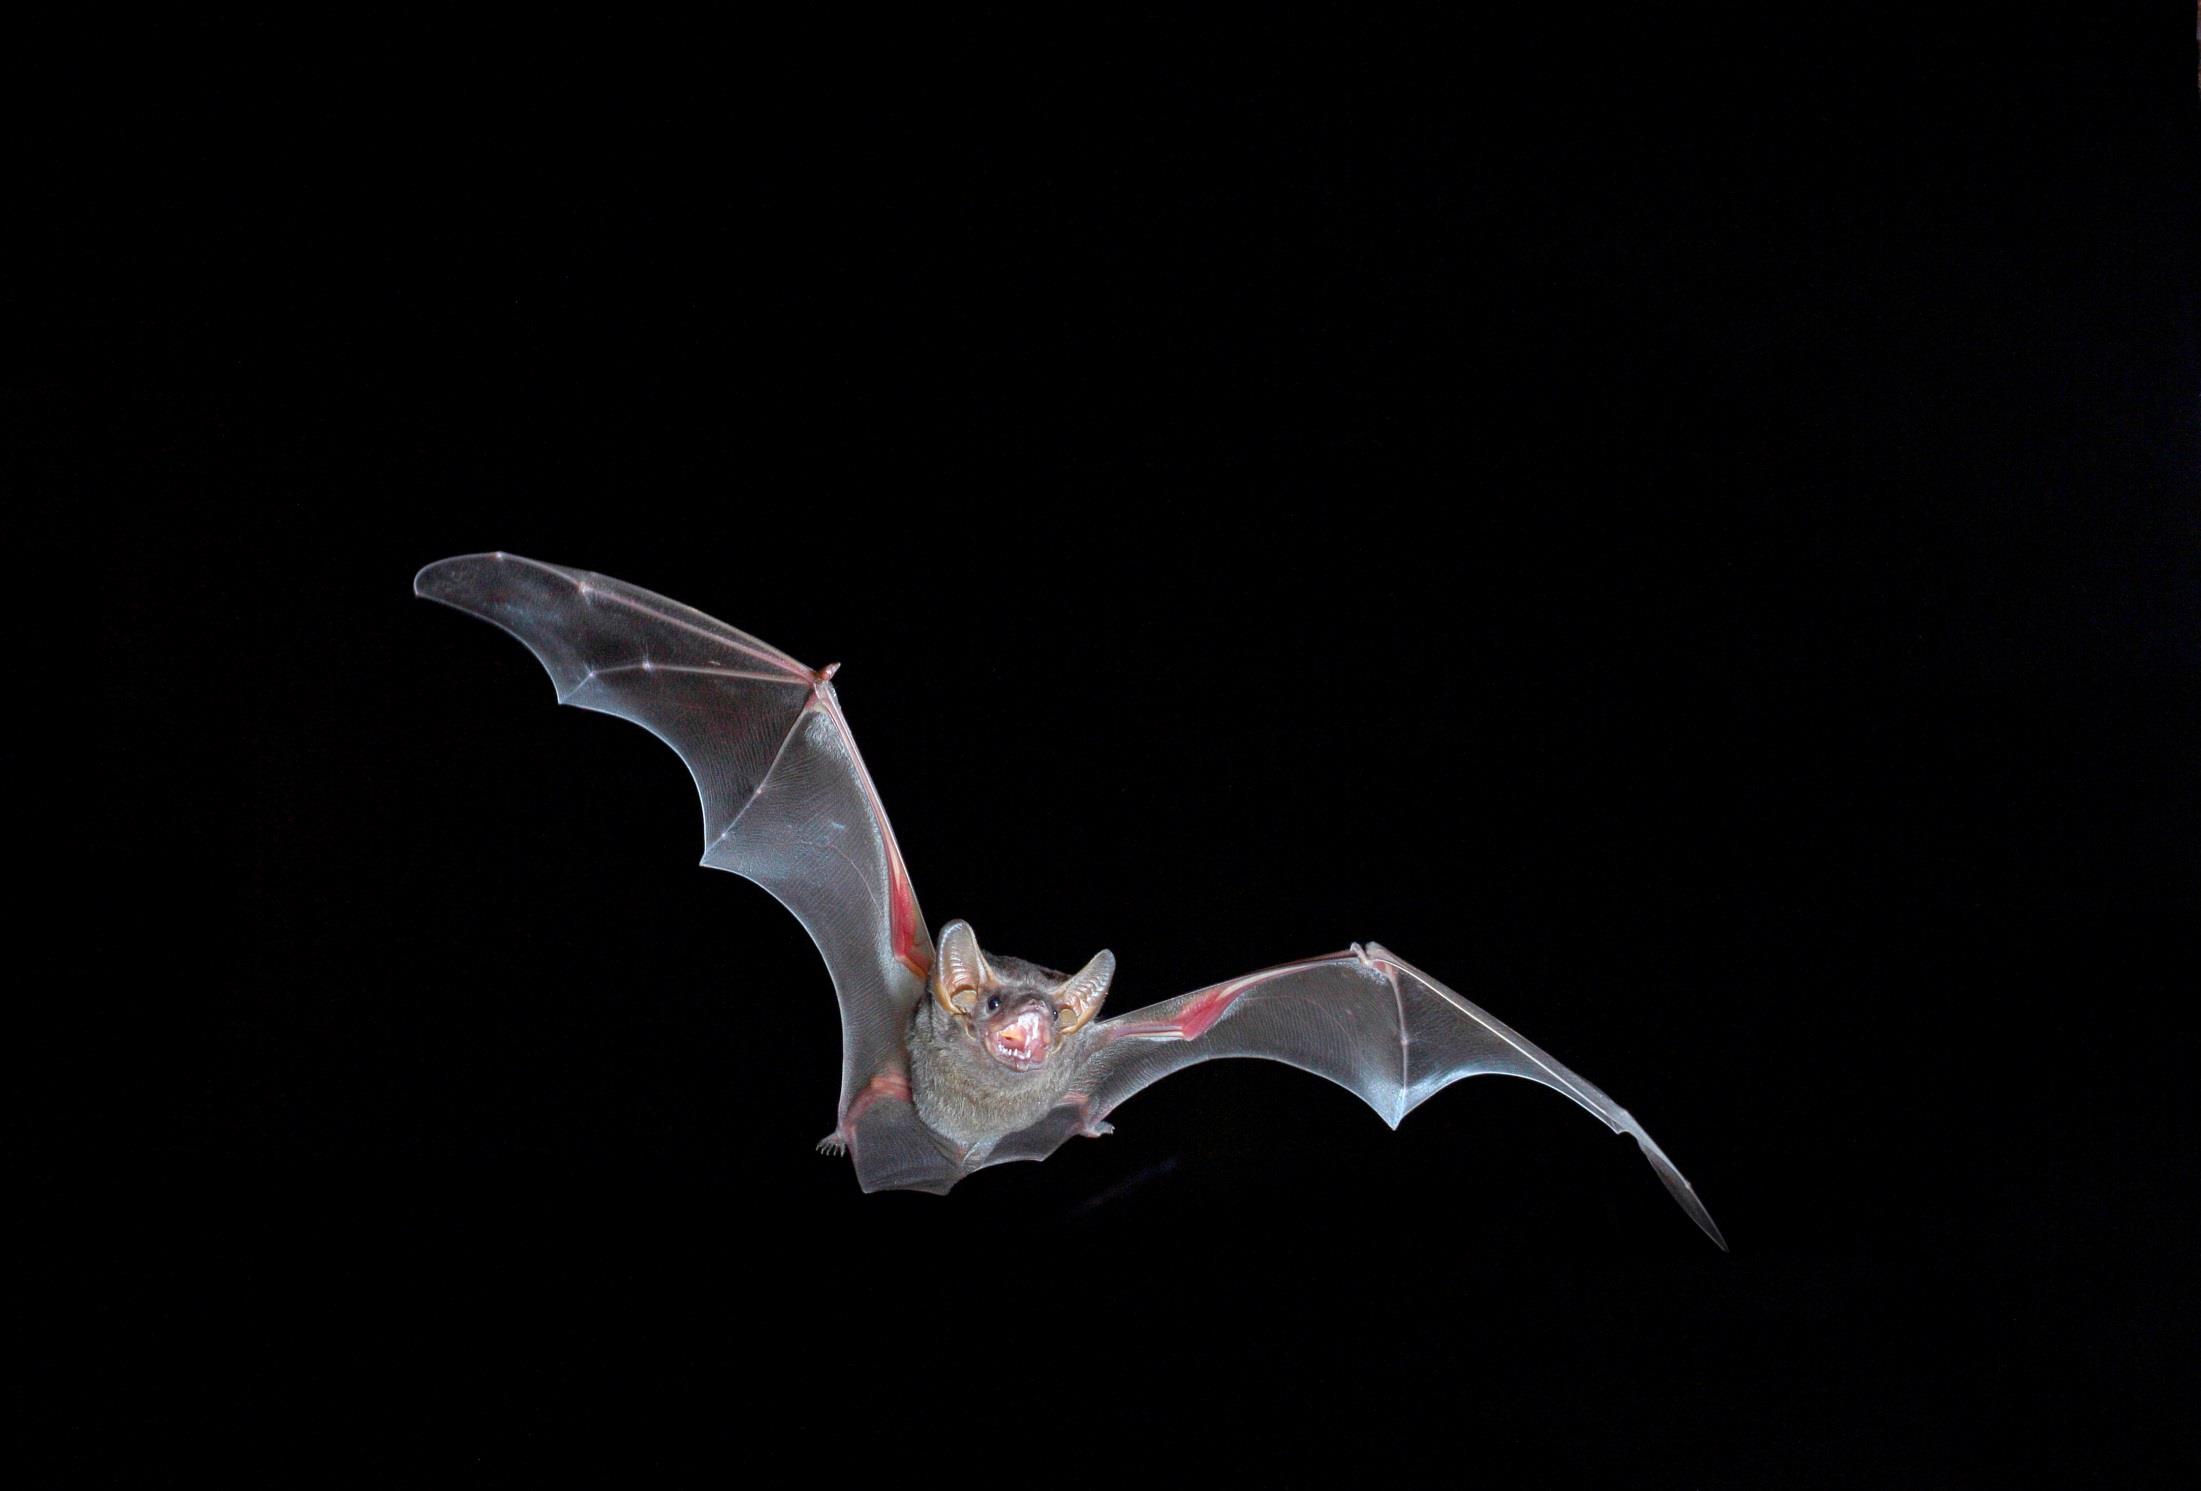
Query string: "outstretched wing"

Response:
xmin=1017 ymin=944 xmax=1726 ymax=1246
xmin=414 ymin=552 xmax=959 ymax=1192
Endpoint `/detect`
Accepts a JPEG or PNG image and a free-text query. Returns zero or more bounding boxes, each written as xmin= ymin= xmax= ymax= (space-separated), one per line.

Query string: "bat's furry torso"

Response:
xmin=905 ymin=951 xmax=1092 ymax=1149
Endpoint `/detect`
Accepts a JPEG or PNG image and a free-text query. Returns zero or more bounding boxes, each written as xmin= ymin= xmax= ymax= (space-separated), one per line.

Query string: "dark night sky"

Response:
xmin=39 ymin=9 xmax=2198 ymax=1483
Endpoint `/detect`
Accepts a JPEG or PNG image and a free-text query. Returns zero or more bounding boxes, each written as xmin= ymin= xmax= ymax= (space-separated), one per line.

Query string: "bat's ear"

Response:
xmin=1054 ymin=949 xmax=1115 ymax=1035
xmin=933 ymin=919 xmax=993 ymax=1015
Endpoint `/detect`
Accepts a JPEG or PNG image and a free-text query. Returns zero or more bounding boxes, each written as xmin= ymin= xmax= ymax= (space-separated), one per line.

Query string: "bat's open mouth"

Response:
xmin=987 ymin=1008 xmax=1054 ymax=1071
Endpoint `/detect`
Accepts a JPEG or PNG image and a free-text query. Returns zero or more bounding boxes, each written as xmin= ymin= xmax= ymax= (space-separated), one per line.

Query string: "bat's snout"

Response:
xmin=986 ymin=1007 xmax=1055 ymax=1072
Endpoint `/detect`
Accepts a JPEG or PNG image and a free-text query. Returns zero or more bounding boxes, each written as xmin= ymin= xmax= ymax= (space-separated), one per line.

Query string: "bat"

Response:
xmin=415 ymin=552 xmax=1727 ymax=1247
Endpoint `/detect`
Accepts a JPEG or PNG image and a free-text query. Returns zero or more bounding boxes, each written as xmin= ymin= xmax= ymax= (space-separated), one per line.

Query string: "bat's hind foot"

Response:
xmin=815 ymin=1130 xmax=849 ymax=1156
xmin=1065 ymin=1094 xmax=1113 ymax=1139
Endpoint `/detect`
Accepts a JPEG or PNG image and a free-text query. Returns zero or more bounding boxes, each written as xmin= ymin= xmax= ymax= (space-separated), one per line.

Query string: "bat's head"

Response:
xmin=930 ymin=919 xmax=1114 ymax=1074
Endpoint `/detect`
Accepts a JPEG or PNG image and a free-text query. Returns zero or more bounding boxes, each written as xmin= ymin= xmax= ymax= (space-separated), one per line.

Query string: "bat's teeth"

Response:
xmin=991 ymin=1010 xmax=1054 ymax=1069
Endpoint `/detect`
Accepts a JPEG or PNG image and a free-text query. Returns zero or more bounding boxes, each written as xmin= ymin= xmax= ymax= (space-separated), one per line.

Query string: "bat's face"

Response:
xmin=973 ymin=987 xmax=1064 ymax=1072
xmin=931 ymin=919 xmax=1115 ymax=1075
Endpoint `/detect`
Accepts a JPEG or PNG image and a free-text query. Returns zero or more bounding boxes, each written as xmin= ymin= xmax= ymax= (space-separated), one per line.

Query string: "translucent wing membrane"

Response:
xmin=415 ymin=553 xmax=814 ymax=839
xmin=416 ymin=553 xmax=950 ymax=1188
xmin=1018 ymin=945 xmax=1726 ymax=1246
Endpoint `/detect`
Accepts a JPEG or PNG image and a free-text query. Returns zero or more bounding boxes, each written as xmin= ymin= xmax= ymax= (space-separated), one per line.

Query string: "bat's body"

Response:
xmin=417 ymin=552 xmax=1727 ymax=1247
xmin=903 ymin=944 xmax=1105 ymax=1151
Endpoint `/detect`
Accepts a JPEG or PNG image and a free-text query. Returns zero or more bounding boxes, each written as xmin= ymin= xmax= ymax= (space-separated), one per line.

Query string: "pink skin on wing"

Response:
xmin=1173 ymin=984 xmax=1241 ymax=1039
xmin=843 ymin=1069 xmax=911 ymax=1125
xmin=887 ymin=861 xmax=929 ymax=980
xmin=811 ymin=675 xmax=932 ymax=981
xmin=1112 ymin=982 xmax=1246 ymax=1041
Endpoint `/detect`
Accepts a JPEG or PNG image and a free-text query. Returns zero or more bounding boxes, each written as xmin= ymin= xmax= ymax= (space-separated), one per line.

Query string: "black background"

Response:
xmin=40 ymin=9 xmax=2197 ymax=1484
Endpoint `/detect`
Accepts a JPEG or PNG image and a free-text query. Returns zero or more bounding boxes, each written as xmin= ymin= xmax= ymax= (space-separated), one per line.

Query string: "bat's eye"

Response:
xmin=984 ymin=994 xmax=1002 ymax=1015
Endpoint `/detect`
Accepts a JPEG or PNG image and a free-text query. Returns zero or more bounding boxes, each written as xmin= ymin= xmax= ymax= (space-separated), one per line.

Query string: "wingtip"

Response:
xmin=1610 ymin=1096 xmax=1730 ymax=1248
xmin=413 ymin=551 xmax=514 ymax=602
xmin=1632 ymin=1133 xmax=1730 ymax=1251
xmin=1671 ymin=1177 xmax=1730 ymax=1252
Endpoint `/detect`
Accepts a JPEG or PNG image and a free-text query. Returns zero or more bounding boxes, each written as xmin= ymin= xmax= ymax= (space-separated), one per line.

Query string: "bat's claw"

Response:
xmin=1081 ymin=1119 xmax=1115 ymax=1139
xmin=815 ymin=1130 xmax=849 ymax=1156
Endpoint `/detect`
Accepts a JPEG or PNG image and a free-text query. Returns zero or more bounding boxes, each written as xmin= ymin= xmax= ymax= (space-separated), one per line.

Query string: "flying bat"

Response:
xmin=415 ymin=552 xmax=1727 ymax=1247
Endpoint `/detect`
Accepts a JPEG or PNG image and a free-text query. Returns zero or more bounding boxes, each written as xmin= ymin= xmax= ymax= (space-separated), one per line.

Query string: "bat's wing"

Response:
xmin=415 ymin=552 xmax=961 ymax=1193
xmin=1022 ymin=944 xmax=1727 ymax=1246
